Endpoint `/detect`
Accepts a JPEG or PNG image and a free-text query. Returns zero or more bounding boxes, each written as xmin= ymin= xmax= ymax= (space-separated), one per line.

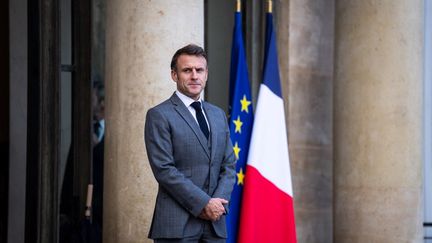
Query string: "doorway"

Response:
xmin=21 ymin=0 xmax=106 ymax=242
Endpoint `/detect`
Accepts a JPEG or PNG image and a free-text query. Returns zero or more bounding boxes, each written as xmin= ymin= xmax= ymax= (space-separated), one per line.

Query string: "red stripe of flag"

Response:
xmin=238 ymin=165 xmax=296 ymax=243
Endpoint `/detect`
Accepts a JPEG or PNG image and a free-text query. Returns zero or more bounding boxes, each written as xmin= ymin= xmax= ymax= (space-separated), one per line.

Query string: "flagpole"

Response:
xmin=236 ymin=0 xmax=241 ymax=12
xmin=268 ymin=0 xmax=273 ymax=13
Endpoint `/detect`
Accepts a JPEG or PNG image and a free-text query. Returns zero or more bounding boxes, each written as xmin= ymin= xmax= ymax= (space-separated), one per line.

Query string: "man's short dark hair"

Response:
xmin=170 ymin=44 xmax=208 ymax=71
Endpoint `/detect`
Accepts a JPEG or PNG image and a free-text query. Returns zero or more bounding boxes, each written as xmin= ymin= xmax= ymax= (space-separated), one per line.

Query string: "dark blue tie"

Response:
xmin=191 ymin=101 xmax=209 ymax=139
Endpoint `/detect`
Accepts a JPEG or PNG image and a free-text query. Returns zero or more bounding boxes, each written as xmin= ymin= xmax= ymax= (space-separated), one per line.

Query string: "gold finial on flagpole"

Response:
xmin=236 ymin=0 xmax=241 ymax=12
xmin=268 ymin=0 xmax=273 ymax=13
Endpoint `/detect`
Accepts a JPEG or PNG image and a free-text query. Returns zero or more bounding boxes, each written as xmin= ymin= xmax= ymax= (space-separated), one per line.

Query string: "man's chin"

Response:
xmin=187 ymin=85 xmax=202 ymax=90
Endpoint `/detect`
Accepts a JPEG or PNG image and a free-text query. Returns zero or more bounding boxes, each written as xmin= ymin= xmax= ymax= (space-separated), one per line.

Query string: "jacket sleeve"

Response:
xmin=145 ymin=108 xmax=211 ymax=217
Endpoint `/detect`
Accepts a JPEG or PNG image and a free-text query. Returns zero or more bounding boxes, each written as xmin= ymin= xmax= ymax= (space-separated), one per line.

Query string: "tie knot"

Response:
xmin=191 ymin=101 xmax=202 ymax=111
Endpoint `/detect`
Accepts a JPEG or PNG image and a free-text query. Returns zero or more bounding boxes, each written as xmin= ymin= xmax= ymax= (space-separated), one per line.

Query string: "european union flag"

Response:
xmin=226 ymin=10 xmax=254 ymax=243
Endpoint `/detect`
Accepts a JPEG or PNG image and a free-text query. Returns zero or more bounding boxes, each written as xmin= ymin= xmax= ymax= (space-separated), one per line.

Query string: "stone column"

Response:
xmin=277 ymin=0 xmax=334 ymax=242
xmin=334 ymin=1 xmax=423 ymax=242
xmin=104 ymin=1 xmax=204 ymax=242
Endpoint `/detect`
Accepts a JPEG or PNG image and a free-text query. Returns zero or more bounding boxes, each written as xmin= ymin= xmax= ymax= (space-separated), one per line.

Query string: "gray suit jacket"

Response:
xmin=145 ymin=93 xmax=236 ymax=239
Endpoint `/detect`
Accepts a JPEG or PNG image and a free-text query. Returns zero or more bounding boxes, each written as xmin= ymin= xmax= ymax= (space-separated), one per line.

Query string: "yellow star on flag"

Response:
xmin=233 ymin=142 xmax=241 ymax=160
xmin=237 ymin=167 xmax=245 ymax=185
xmin=233 ymin=116 xmax=243 ymax=133
xmin=240 ymin=95 xmax=251 ymax=113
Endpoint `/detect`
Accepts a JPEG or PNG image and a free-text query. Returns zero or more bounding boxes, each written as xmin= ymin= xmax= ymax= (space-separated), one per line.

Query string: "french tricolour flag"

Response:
xmin=238 ymin=12 xmax=297 ymax=243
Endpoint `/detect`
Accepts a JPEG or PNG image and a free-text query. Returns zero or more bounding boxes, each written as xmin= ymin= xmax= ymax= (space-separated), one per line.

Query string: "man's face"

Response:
xmin=171 ymin=54 xmax=208 ymax=100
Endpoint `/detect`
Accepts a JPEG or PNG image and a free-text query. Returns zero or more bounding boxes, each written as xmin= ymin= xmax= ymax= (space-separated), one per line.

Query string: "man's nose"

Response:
xmin=191 ymin=69 xmax=198 ymax=78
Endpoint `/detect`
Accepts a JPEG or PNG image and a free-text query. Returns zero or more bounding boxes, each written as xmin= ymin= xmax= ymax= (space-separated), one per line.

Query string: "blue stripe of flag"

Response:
xmin=262 ymin=13 xmax=282 ymax=98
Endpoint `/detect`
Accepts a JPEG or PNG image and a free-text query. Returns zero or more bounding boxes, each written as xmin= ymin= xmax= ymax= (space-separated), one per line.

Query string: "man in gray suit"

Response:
xmin=145 ymin=44 xmax=236 ymax=242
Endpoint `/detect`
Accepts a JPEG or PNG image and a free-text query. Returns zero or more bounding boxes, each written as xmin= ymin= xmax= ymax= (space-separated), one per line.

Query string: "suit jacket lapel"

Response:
xmin=170 ymin=94 xmax=210 ymax=159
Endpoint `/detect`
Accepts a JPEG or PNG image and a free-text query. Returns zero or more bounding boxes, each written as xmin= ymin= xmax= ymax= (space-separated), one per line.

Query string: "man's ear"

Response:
xmin=171 ymin=69 xmax=178 ymax=82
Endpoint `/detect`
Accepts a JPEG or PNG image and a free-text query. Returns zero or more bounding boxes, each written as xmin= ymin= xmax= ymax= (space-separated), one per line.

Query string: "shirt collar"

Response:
xmin=99 ymin=119 xmax=105 ymax=129
xmin=175 ymin=90 xmax=203 ymax=108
